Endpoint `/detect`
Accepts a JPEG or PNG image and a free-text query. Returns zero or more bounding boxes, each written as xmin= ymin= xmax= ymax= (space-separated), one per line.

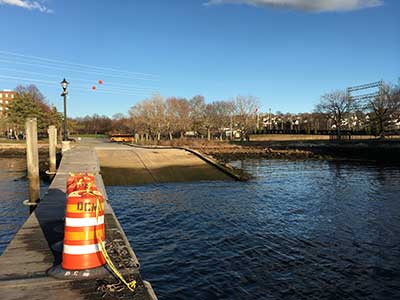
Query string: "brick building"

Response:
xmin=0 ymin=89 xmax=16 ymax=117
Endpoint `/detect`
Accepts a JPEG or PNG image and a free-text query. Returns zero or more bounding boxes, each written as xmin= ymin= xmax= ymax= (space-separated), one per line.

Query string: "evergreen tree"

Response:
xmin=8 ymin=85 xmax=62 ymax=133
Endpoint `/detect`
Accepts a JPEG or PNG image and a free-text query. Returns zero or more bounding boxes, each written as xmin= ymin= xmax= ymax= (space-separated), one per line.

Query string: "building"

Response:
xmin=0 ymin=89 xmax=16 ymax=117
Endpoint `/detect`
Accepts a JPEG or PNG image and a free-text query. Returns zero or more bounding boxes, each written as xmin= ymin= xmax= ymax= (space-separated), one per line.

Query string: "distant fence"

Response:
xmin=255 ymin=129 xmax=400 ymax=136
xmin=250 ymin=133 xmax=400 ymax=142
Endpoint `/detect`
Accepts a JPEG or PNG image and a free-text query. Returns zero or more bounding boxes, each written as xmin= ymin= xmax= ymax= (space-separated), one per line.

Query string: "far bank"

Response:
xmin=133 ymin=137 xmax=400 ymax=164
xmin=0 ymin=142 xmax=61 ymax=177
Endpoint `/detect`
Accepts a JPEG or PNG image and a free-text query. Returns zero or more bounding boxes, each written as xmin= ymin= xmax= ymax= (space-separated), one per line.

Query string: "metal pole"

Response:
xmin=48 ymin=125 xmax=57 ymax=174
xmin=26 ymin=118 xmax=40 ymax=206
xmin=63 ymin=93 xmax=67 ymax=141
xmin=256 ymin=112 xmax=259 ymax=131
xmin=269 ymin=108 xmax=272 ymax=130
xmin=230 ymin=114 xmax=233 ymax=140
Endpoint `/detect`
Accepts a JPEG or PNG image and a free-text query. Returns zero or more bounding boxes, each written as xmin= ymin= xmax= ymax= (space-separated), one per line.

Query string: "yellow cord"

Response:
xmin=95 ymin=197 xmax=137 ymax=292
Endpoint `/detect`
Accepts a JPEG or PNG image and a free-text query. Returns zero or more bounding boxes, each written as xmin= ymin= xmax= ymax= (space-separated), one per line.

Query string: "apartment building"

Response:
xmin=0 ymin=89 xmax=16 ymax=116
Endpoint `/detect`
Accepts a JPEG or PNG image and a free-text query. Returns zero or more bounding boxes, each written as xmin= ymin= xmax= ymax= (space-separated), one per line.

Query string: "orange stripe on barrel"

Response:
xmin=66 ymin=202 xmax=104 ymax=213
xmin=64 ymin=228 xmax=105 ymax=242
xmin=64 ymin=224 xmax=104 ymax=232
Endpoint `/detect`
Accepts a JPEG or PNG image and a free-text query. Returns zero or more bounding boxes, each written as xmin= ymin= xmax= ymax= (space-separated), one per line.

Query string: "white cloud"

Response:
xmin=205 ymin=0 xmax=384 ymax=12
xmin=0 ymin=0 xmax=53 ymax=13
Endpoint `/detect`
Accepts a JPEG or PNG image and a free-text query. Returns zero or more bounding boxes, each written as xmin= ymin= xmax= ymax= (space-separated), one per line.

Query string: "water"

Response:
xmin=107 ymin=159 xmax=400 ymax=300
xmin=107 ymin=160 xmax=400 ymax=299
xmin=0 ymin=158 xmax=30 ymax=254
xmin=0 ymin=157 xmax=48 ymax=254
xmin=1 ymin=158 xmax=397 ymax=299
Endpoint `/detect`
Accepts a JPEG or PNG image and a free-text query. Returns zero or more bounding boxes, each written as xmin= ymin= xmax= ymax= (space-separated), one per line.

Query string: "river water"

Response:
xmin=0 ymin=157 xmax=48 ymax=254
xmin=106 ymin=159 xmax=400 ymax=300
xmin=0 ymin=158 xmax=29 ymax=254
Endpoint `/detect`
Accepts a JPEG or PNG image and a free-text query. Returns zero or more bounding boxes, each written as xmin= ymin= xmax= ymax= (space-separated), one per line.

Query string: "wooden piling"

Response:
xmin=26 ymin=117 xmax=40 ymax=205
xmin=48 ymin=125 xmax=57 ymax=174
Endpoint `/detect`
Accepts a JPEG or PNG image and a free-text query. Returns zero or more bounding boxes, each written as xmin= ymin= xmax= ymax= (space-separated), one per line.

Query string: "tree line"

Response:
xmin=1 ymin=82 xmax=399 ymax=140
xmin=72 ymin=81 xmax=399 ymax=141
xmin=128 ymin=94 xmax=258 ymax=140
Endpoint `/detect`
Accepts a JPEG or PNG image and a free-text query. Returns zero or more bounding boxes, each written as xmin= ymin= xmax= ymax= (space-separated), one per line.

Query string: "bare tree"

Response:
xmin=219 ymin=100 xmax=236 ymax=139
xmin=233 ymin=95 xmax=259 ymax=140
xmin=202 ymin=100 xmax=235 ymax=140
xmin=315 ymin=90 xmax=351 ymax=139
xmin=368 ymin=83 xmax=400 ymax=138
xmin=147 ymin=94 xmax=165 ymax=140
xmin=111 ymin=113 xmax=131 ymax=134
xmin=189 ymin=95 xmax=206 ymax=135
xmin=129 ymin=101 xmax=149 ymax=139
xmin=165 ymin=97 xmax=190 ymax=139
xmin=129 ymin=93 xmax=165 ymax=141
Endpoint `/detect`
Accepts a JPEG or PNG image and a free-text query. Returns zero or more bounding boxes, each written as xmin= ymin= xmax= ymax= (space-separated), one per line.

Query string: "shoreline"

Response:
xmin=0 ymin=144 xmax=61 ymax=178
xmin=198 ymin=142 xmax=400 ymax=164
xmin=131 ymin=139 xmax=400 ymax=165
xmin=2 ymin=140 xmax=400 ymax=178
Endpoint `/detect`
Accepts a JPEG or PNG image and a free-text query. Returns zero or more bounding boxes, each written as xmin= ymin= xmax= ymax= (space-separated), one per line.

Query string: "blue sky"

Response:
xmin=0 ymin=0 xmax=399 ymax=117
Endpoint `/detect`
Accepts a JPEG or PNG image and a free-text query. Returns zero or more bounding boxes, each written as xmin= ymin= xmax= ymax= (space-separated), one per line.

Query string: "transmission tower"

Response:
xmin=347 ymin=80 xmax=383 ymax=110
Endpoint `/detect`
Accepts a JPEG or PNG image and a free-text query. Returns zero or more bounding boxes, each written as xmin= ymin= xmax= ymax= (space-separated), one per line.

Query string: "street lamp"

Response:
xmin=60 ymin=78 xmax=69 ymax=141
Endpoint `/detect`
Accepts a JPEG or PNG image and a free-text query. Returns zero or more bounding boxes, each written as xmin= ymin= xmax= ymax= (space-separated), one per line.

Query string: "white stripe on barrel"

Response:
xmin=65 ymin=215 xmax=104 ymax=227
xmin=63 ymin=242 xmax=106 ymax=255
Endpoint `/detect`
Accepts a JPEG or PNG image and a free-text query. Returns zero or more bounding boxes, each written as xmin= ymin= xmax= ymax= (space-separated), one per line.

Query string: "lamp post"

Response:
xmin=60 ymin=78 xmax=69 ymax=141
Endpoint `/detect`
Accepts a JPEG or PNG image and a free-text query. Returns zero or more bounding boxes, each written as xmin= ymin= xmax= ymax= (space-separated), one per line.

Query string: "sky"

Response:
xmin=0 ymin=0 xmax=399 ymax=117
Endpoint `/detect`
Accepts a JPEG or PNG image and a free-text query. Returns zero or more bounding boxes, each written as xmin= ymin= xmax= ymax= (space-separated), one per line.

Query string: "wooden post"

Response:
xmin=48 ymin=126 xmax=57 ymax=174
xmin=26 ymin=118 xmax=40 ymax=205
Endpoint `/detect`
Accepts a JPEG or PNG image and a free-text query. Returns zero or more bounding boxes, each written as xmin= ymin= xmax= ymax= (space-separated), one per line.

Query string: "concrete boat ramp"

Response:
xmin=95 ymin=142 xmax=233 ymax=185
xmin=0 ymin=140 xmax=234 ymax=299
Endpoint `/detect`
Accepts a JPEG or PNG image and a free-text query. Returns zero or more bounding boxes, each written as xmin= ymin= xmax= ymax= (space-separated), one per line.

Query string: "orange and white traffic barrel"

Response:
xmin=49 ymin=175 xmax=137 ymax=291
xmin=62 ymin=189 xmax=106 ymax=270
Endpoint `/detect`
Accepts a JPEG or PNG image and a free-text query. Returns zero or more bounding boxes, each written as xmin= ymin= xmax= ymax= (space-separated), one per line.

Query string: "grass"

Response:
xmin=70 ymin=134 xmax=108 ymax=138
xmin=0 ymin=138 xmax=49 ymax=144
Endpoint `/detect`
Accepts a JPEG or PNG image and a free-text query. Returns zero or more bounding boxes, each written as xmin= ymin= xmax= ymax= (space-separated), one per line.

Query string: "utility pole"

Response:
xmin=230 ymin=114 xmax=233 ymax=140
xmin=256 ymin=111 xmax=259 ymax=132
xmin=269 ymin=108 xmax=272 ymax=130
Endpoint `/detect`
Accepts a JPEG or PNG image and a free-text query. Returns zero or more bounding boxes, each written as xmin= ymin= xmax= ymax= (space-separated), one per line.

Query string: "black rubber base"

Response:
xmin=47 ymin=264 xmax=112 ymax=280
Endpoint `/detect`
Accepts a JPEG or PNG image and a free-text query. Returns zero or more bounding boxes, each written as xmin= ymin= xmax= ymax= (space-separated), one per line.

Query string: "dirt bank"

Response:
xmin=0 ymin=143 xmax=61 ymax=177
xmin=137 ymin=139 xmax=400 ymax=164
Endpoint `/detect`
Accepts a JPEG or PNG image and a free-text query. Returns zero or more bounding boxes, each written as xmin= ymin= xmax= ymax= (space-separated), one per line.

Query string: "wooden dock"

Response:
xmin=0 ymin=145 xmax=156 ymax=300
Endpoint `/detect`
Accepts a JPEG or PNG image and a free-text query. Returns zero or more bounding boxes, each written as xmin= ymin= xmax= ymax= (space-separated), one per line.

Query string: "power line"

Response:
xmin=350 ymin=92 xmax=380 ymax=101
xmin=347 ymin=81 xmax=382 ymax=92
xmin=0 ymin=50 xmax=159 ymax=78
xmin=0 ymin=75 xmax=154 ymax=97
xmin=0 ymin=58 xmax=159 ymax=82
xmin=0 ymin=67 xmax=158 ymax=92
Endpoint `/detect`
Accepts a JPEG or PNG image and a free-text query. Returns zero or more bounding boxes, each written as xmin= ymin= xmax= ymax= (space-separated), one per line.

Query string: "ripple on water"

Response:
xmin=0 ymin=158 xmax=29 ymax=254
xmin=0 ymin=158 xmax=48 ymax=254
xmin=107 ymin=159 xmax=400 ymax=300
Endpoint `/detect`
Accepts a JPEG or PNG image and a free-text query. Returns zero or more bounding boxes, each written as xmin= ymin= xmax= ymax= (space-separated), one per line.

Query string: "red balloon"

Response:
xmin=92 ymin=86 xmax=97 ymax=90
xmin=98 ymin=80 xmax=103 ymax=85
